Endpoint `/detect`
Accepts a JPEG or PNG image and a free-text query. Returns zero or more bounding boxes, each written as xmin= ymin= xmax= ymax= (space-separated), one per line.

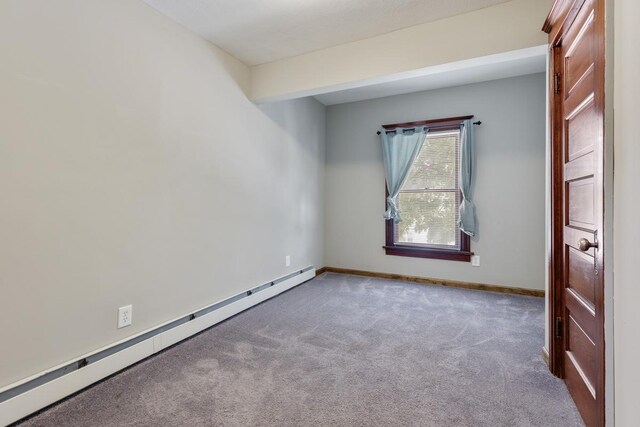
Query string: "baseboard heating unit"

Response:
xmin=0 ymin=266 xmax=316 ymax=426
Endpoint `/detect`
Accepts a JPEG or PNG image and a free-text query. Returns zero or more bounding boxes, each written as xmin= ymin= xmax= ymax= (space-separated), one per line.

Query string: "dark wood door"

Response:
xmin=547 ymin=0 xmax=606 ymax=425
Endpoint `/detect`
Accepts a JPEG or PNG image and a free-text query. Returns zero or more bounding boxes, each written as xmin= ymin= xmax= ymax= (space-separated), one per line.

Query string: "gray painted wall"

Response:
xmin=325 ymin=73 xmax=546 ymax=290
xmin=0 ymin=0 xmax=325 ymax=389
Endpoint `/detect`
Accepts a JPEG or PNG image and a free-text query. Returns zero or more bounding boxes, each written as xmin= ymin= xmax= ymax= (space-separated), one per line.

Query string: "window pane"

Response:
xmin=403 ymin=131 xmax=458 ymax=190
xmin=395 ymin=191 xmax=458 ymax=247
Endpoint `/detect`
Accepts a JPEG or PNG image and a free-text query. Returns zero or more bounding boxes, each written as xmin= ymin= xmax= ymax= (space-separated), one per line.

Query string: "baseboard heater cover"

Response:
xmin=0 ymin=266 xmax=315 ymax=426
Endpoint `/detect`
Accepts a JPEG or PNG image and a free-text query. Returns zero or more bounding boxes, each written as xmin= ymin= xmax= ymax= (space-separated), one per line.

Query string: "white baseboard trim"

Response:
xmin=542 ymin=346 xmax=550 ymax=367
xmin=0 ymin=268 xmax=315 ymax=426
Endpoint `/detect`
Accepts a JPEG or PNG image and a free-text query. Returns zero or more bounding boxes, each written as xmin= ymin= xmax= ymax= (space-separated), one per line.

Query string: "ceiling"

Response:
xmin=144 ymin=0 xmax=512 ymax=65
xmin=314 ymin=46 xmax=547 ymax=105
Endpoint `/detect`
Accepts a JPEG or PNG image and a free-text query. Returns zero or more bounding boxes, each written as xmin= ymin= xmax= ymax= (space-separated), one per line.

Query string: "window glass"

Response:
xmin=395 ymin=130 xmax=460 ymax=249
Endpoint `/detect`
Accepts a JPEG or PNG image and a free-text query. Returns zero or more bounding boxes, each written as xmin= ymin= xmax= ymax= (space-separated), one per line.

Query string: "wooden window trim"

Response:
xmin=384 ymin=218 xmax=473 ymax=262
xmin=382 ymin=119 xmax=473 ymax=262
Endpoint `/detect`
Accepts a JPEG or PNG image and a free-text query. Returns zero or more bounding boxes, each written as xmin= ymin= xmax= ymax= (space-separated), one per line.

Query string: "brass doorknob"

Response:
xmin=578 ymin=238 xmax=598 ymax=251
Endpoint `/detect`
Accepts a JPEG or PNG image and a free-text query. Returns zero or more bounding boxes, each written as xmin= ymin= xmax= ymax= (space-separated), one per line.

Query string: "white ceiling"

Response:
xmin=313 ymin=46 xmax=547 ymax=105
xmin=144 ymin=0 xmax=511 ymax=65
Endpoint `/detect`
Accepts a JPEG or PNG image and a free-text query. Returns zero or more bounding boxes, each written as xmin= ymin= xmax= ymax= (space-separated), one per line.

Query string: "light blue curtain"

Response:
xmin=381 ymin=128 xmax=428 ymax=222
xmin=458 ymin=120 xmax=476 ymax=237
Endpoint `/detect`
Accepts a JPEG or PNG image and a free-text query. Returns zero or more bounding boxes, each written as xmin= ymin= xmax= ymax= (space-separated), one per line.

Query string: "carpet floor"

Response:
xmin=17 ymin=273 xmax=583 ymax=426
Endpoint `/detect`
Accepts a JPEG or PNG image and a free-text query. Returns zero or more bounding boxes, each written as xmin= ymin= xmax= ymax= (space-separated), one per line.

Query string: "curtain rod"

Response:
xmin=376 ymin=121 xmax=482 ymax=135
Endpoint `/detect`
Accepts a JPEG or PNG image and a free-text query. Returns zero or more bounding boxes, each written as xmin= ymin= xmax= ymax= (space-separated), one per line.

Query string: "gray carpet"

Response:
xmin=18 ymin=273 xmax=583 ymax=426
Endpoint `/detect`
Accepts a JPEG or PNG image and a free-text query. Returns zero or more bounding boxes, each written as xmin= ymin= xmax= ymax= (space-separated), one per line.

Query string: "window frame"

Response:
xmin=382 ymin=117 xmax=473 ymax=262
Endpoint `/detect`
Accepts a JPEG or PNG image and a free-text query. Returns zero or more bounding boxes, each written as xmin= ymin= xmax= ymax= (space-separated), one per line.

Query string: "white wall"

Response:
xmin=0 ymin=0 xmax=325 ymax=389
xmin=604 ymin=0 xmax=615 ymax=423
xmin=613 ymin=0 xmax=640 ymax=423
xmin=250 ymin=0 xmax=552 ymax=102
xmin=325 ymin=73 xmax=547 ymax=290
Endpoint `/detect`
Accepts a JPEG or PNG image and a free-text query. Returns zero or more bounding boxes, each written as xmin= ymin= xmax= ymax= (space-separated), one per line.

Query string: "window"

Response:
xmin=384 ymin=121 xmax=472 ymax=262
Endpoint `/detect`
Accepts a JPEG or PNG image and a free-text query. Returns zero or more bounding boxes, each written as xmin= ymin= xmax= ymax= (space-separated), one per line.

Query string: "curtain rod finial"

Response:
xmin=473 ymin=121 xmax=482 ymax=126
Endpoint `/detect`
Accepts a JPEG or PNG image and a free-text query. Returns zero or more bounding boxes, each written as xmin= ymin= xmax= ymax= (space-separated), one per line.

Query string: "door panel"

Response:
xmin=568 ymin=315 xmax=597 ymax=384
xmin=564 ymin=151 xmax=593 ymax=181
xmin=567 ymin=178 xmax=595 ymax=228
xmin=565 ymin=289 xmax=596 ymax=338
xmin=564 ymin=227 xmax=596 ymax=257
xmin=565 ymin=351 xmax=597 ymax=423
xmin=563 ymin=9 xmax=595 ymax=93
xmin=568 ymin=247 xmax=596 ymax=305
xmin=566 ymin=98 xmax=596 ymax=160
xmin=552 ymin=0 xmax=605 ymax=425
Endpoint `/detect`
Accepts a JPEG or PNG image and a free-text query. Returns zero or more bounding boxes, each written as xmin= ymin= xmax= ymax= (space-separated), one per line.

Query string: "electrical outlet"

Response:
xmin=118 ymin=305 xmax=133 ymax=329
xmin=285 ymin=255 xmax=291 ymax=267
xmin=471 ymin=255 xmax=480 ymax=267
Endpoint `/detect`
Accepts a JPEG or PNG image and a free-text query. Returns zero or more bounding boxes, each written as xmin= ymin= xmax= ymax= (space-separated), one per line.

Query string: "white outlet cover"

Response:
xmin=285 ymin=255 xmax=291 ymax=267
xmin=471 ymin=255 xmax=481 ymax=267
xmin=118 ymin=305 xmax=133 ymax=329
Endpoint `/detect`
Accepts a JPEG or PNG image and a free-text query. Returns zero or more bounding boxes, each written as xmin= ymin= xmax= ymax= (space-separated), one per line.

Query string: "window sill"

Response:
xmin=383 ymin=245 xmax=473 ymax=262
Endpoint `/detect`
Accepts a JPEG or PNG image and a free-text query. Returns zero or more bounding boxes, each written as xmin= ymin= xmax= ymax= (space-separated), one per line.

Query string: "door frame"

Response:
xmin=544 ymin=0 xmax=607 ymax=422
xmin=547 ymin=42 xmax=564 ymax=378
xmin=545 ymin=0 xmax=582 ymax=378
